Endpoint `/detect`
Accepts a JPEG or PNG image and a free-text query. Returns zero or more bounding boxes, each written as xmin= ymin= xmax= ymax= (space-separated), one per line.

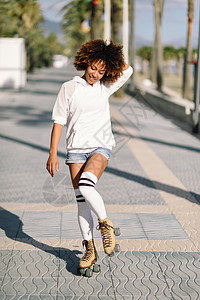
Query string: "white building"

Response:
xmin=0 ymin=38 xmax=26 ymax=89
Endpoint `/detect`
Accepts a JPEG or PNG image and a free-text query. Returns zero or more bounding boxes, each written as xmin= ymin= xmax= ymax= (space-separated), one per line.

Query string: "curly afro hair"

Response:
xmin=74 ymin=39 xmax=126 ymax=83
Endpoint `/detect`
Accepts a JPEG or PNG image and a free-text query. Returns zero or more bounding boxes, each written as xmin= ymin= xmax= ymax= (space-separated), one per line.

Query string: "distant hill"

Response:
xmin=135 ymin=35 xmax=198 ymax=49
xmin=166 ymin=36 xmax=198 ymax=49
xmin=41 ymin=19 xmax=66 ymax=44
xmin=41 ymin=19 xmax=153 ymax=48
xmin=135 ymin=35 xmax=152 ymax=48
xmin=41 ymin=19 xmax=199 ymax=49
xmin=42 ymin=19 xmax=62 ymax=33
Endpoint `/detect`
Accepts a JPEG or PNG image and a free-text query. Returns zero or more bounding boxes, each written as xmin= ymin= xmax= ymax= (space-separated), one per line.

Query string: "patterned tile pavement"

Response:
xmin=0 ymin=64 xmax=200 ymax=299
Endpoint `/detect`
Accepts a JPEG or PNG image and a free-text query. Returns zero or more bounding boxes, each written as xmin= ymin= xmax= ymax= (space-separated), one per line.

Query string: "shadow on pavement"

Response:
xmin=106 ymin=166 xmax=200 ymax=204
xmin=0 ymin=105 xmax=52 ymax=126
xmin=0 ymin=133 xmax=56 ymax=155
xmin=27 ymin=79 xmax=65 ymax=85
xmin=113 ymin=128 xmax=200 ymax=153
xmin=0 ymin=207 xmax=81 ymax=276
xmin=19 ymin=89 xmax=59 ymax=96
xmin=0 ymin=133 xmax=199 ymax=205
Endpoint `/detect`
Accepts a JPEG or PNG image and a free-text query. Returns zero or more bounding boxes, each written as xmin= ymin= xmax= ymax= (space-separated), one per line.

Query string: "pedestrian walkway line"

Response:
xmin=111 ymin=103 xmax=200 ymax=252
xmin=0 ymin=201 xmax=197 ymax=251
xmin=0 ymin=202 xmax=170 ymax=213
xmin=0 ymin=236 xmax=196 ymax=252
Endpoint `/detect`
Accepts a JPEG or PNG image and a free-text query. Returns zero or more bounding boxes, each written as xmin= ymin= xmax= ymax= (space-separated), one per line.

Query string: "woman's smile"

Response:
xmin=84 ymin=60 xmax=106 ymax=85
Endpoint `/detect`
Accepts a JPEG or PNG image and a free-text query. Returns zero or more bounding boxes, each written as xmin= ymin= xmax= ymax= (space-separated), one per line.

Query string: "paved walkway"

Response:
xmin=0 ymin=63 xmax=200 ymax=299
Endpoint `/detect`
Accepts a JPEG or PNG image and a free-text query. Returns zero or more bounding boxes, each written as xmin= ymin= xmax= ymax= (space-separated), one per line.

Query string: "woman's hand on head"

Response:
xmin=122 ymin=63 xmax=130 ymax=71
xmin=46 ymin=154 xmax=59 ymax=177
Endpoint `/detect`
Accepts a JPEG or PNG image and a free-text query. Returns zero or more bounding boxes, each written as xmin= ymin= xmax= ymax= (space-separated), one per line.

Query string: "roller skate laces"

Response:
xmin=97 ymin=218 xmax=116 ymax=255
xmin=79 ymin=239 xmax=97 ymax=269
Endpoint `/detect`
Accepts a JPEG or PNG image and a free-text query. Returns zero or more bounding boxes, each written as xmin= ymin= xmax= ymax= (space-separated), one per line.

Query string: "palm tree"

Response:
xmin=0 ymin=0 xmax=42 ymax=37
xmin=0 ymin=0 xmax=17 ymax=36
xmin=163 ymin=46 xmax=176 ymax=75
xmin=61 ymin=0 xmax=90 ymax=53
xmin=129 ymin=0 xmax=135 ymax=87
xmin=61 ymin=0 xmax=104 ymax=54
xmin=150 ymin=0 xmax=165 ymax=91
xmin=175 ymin=47 xmax=185 ymax=76
xmin=10 ymin=0 xmax=42 ymax=36
xmin=91 ymin=1 xmax=104 ymax=39
xmin=111 ymin=0 xmax=124 ymax=97
xmin=136 ymin=46 xmax=152 ymax=75
xmin=111 ymin=0 xmax=122 ymax=43
xmin=0 ymin=0 xmax=63 ymax=72
xmin=182 ymin=0 xmax=194 ymax=99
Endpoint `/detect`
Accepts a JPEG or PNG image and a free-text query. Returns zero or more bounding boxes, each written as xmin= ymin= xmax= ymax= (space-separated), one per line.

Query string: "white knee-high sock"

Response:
xmin=75 ymin=189 xmax=93 ymax=241
xmin=78 ymin=171 xmax=107 ymax=220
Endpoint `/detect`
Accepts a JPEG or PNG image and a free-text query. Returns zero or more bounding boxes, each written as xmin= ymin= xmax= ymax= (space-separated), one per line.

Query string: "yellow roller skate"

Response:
xmin=97 ymin=218 xmax=121 ymax=256
xmin=79 ymin=239 xmax=100 ymax=277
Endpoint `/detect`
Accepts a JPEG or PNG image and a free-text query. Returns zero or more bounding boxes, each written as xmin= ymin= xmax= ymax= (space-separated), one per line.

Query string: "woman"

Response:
xmin=46 ymin=39 xmax=133 ymax=272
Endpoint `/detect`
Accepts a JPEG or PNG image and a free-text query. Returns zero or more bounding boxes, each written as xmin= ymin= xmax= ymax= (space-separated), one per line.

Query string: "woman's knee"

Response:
xmin=84 ymin=154 xmax=108 ymax=180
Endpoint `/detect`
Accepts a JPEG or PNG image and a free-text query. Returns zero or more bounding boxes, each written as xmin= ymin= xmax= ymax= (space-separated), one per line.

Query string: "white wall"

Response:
xmin=0 ymin=38 xmax=26 ymax=88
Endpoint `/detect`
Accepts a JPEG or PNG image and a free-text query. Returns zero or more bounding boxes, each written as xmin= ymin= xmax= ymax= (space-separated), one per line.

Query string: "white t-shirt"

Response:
xmin=52 ymin=66 xmax=133 ymax=152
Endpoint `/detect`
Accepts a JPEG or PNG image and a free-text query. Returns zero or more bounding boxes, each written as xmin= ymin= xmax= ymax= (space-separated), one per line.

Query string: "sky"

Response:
xmin=39 ymin=0 xmax=200 ymax=48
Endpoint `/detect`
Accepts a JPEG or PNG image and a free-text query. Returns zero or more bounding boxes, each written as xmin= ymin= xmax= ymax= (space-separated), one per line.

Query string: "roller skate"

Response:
xmin=78 ymin=239 xmax=101 ymax=277
xmin=97 ymin=218 xmax=121 ymax=256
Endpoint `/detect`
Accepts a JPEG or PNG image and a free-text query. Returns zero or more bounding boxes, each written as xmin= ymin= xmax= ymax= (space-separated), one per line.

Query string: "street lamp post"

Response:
xmin=129 ymin=0 xmax=135 ymax=89
xmin=192 ymin=2 xmax=200 ymax=133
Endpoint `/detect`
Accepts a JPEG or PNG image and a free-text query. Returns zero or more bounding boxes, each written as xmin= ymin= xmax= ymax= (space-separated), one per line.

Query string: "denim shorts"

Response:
xmin=65 ymin=147 xmax=112 ymax=165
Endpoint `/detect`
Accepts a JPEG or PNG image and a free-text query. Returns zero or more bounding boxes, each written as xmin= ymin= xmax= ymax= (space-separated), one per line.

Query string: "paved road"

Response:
xmin=0 ymin=63 xmax=200 ymax=299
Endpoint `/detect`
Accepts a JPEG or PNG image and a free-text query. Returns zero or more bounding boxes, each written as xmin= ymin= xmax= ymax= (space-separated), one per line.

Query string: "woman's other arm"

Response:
xmin=46 ymin=123 xmax=63 ymax=177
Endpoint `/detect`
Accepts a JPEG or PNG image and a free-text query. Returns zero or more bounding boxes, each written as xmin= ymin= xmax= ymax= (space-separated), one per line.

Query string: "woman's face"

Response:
xmin=83 ymin=60 xmax=106 ymax=85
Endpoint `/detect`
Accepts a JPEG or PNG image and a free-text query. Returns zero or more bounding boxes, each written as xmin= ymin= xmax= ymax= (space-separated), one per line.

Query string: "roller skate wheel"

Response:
xmin=93 ymin=263 xmax=101 ymax=273
xmin=79 ymin=268 xmax=86 ymax=276
xmin=115 ymin=244 xmax=120 ymax=252
xmin=108 ymin=251 xmax=114 ymax=257
xmin=85 ymin=268 xmax=93 ymax=277
xmin=114 ymin=227 xmax=120 ymax=236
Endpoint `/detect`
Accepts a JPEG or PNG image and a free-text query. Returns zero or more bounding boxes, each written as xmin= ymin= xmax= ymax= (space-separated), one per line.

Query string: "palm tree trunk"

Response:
xmin=111 ymin=0 xmax=123 ymax=97
xmin=150 ymin=0 xmax=164 ymax=91
xmin=129 ymin=1 xmax=135 ymax=63
xmin=183 ymin=0 xmax=194 ymax=99
xmin=111 ymin=0 xmax=121 ymax=43
xmin=129 ymin=0 xmax=135 ymax=90
xmin=90 ymin=2 xmax=104 ymax=39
